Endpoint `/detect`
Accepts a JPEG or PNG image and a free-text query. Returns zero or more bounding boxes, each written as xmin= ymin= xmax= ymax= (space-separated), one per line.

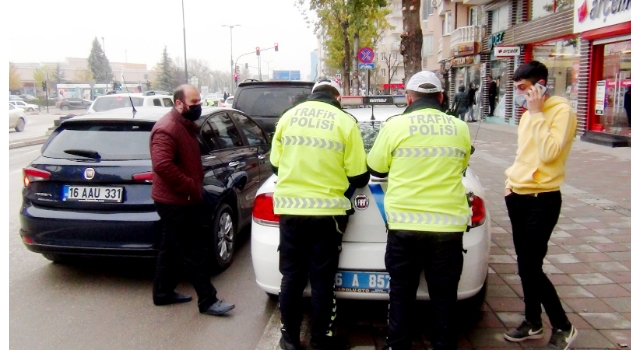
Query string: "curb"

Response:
xmin=9 ymin=136 xmax=49 ymax=150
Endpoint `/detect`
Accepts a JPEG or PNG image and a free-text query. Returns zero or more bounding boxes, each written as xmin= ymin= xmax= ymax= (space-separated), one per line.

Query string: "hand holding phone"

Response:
xmin=515 ymin=81 xmax=547 ymax=111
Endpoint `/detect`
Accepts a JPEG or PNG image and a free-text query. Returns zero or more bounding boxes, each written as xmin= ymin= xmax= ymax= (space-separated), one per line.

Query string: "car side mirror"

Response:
xmin=470 ymin=145 xmax=475 ymax=155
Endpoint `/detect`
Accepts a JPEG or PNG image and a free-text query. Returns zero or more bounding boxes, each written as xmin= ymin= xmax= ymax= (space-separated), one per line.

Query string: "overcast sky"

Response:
xmin=6 ymin=0 xmax=319 ymax=77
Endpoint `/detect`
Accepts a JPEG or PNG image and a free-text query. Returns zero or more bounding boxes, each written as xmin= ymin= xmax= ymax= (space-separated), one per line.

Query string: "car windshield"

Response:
xmin=234 ymin=87 xmax=310 ymax=117
xmin=359 ymin=121 xmax=383 ymax=153
xmin=92 ymin=96 xmax=144 ymax=112
xmin=43 ymin=121 xmax=153 ymax=160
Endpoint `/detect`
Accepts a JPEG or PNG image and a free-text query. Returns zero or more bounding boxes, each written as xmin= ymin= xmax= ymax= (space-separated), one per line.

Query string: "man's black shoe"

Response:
xmin=310 ymin=335 xmax=349 ymax=350
xmin=279 ymin=336 xmax=302 ymax=350
xmin=200 ymin=300 xmax=235 ymax=316
xmin=153 ymin=292 xmax=193 ymax=306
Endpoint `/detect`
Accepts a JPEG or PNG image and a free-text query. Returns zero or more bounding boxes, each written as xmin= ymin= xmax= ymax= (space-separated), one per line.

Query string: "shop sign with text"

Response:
xmin=450 ymin=55 xmax=480 ymax=67
xmin=494 ymin=46 xmax=521 ymax=57
xmin=452 ymin=42 xmax=477 ymax=57
xmin=488 ymin=31 xmax=505 ymax=50
xmin=574 ymin=0 xmax=630 ymax=33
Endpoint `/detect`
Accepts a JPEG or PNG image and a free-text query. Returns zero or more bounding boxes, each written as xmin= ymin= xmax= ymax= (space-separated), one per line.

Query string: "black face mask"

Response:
xmin=181 ymin=103 xmax=202 ymax=121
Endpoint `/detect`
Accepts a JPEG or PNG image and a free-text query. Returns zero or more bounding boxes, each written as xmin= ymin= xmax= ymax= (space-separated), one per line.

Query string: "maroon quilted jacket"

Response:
xmin=150 ymin=109 xmax=203 ymax=205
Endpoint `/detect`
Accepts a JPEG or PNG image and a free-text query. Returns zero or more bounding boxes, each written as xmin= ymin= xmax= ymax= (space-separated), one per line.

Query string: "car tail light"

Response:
xmin=132 ymin=172 xmax=154 ymax=183
xmin=23 ymin=167 xmax=51 ymax=187
xmin=253 ymin=193 xmax=279 ymax=226
xmin=468 ymin=194 xmax=486 ymax=228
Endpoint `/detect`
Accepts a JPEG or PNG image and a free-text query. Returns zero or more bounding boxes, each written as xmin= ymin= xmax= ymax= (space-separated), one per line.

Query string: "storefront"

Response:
xmin=531 ymin=38 xmax=581 ymax=113
xmin=487 ymin=28 xmax=510 ymax=121
xmin=574 ymin=0 xmax=631 ymax=146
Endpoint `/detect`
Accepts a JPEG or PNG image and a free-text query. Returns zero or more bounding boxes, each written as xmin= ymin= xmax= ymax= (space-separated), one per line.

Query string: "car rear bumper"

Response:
xmin=20 ymin=203 xmax=161 ymax=257
xmin=251 ymin=216 xmax=491 ymax=300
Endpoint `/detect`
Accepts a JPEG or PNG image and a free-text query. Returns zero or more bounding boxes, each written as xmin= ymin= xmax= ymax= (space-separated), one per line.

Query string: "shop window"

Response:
xmin=491 ymin=5 xmax=510 ymax=33
xmin=531 ymin=0 xmax=574 ymax=20
xmin=532 ymin=38 xmax=581 ymax=111
xmin=597 ymin=40 xmax=631 ymax=135
xmin=423 ymin=34 xmax=434 ymax=56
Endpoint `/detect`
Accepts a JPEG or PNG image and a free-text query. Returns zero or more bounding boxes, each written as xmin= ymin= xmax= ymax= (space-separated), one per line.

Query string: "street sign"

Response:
xmin=336 ymin=73 xmax=342 ymax=79
xmin=358 ymin=63 xmax=375 ymax=70
xmin=358 ymin=47 xmax=374 ymax=64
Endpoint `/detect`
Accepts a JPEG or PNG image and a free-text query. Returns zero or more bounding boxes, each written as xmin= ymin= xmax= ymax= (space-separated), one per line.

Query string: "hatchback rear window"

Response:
xmin=234 ymin=87 xmax=310 ymax=117
xmin=43 ymin=121 xmax=153 ymax=160
xmin=92 ymin=96 xmax=144 ymax=112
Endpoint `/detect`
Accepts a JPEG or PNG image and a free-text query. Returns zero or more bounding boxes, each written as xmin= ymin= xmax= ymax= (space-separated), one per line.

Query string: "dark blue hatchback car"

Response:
xmin=20 ymin=106 xmax=272 ymax=270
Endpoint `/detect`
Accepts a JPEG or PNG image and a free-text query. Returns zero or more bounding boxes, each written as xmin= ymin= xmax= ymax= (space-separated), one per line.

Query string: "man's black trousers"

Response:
xmin=153 ymin=201 xmax=217 ymax=311
xmin=385 ymin=230 xmax=464 ymax=350
xmin=278 ymin=215 xmax=343 ymax=345
xmin=489 ymin=97 xmax=496 ymax=116
xmin=505 ymin=191 xmax=571 ymax=329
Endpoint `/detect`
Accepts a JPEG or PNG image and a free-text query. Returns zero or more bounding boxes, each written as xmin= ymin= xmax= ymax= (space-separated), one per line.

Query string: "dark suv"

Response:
xmin=232 ymin=80 xmax=315 ymax=134
xmin=20 ymin=106 xmax=272 ymax=270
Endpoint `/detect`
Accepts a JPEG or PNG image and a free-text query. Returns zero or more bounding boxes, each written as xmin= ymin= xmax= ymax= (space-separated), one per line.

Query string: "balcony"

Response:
xmin=450 ymin=25 xmax=482 ymax=48
xmin=463 ymin=0 xmax=493 ymax=4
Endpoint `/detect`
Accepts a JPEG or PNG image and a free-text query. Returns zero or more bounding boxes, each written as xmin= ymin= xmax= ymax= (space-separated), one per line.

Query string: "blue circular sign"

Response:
xmin=358 ymin=47 xmax=374 ymax=64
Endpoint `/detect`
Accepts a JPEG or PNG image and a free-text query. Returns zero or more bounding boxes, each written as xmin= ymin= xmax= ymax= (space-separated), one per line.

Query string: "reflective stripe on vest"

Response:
xmin=386 ymin=211 xmax=469 ymax=226
xmin=274 ymin=197 xmax=351 ymax=209
xmin=281 ymin=136 xmax=345 ymax=152
xmin=392 ymin=146 xmax=466 ymax=158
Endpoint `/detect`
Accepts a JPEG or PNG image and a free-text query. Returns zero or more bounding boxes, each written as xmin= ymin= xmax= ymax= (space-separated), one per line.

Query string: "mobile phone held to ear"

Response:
xmin=515 ymin=81 xmax=547 ymax=109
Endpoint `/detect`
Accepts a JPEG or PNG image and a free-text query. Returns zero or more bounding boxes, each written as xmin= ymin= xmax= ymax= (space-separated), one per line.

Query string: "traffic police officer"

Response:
xmin=367 ymin=71 xmax=472 ymax=350
xmin=271 ymin=79 xmax=369 ymax=350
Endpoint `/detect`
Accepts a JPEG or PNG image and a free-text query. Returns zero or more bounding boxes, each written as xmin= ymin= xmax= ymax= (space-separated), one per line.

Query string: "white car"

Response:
xmin=9 ymin=103 xmax=26 ymax=132
xmin=87 ymin=91 xmax=173 ymax=114
xmin=221 ymin=96 xmax=234 ymax=108
xmin=250 ymin=104 xmax=491 ymax=302
xmin=10 ymin=100 xmax=38 ymax=112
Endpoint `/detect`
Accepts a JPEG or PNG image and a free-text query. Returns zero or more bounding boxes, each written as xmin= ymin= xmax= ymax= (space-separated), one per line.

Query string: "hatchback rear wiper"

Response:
xmin=64 ymin=149 xmax=101 ymax=159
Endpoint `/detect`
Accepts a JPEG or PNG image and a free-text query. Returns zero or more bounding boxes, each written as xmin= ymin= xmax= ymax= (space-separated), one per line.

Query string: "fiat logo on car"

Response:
xmin=84 ymin=168 xmax=95 ymax=180
xmin=354 ymin=194 xmax=369 ymax=210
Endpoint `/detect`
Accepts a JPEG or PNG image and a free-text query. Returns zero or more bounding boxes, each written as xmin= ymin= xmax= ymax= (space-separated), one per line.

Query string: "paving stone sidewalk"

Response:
xmin=265 ymin=122 xmax=632 ymax=350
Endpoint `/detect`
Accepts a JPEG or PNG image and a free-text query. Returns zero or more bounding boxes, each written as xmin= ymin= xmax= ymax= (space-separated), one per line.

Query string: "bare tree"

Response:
xmin=382 ymin=52 xmax=401 ymax=94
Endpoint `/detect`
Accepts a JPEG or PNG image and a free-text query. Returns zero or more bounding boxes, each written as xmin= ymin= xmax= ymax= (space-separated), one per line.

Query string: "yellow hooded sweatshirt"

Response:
xmin=505 ymin=96 xmax=577 ymax=194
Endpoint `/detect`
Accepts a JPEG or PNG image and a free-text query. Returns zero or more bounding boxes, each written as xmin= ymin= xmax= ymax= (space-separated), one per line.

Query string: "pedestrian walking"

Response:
xmin=466 ymin=82 xmax=478 ymax=122
xmin=504 ymin=61 xmax=578 ymax=349
xmin=453 ymin=85 xmax=469 ymax=121
xmin=488 ymin=76 xmax=497 ymax=117
xmin=271 ymin=79 xmax=369 ymax=350
xmin=367 ymin=71 xmax=472 ymax=350
xmin=150 ymin=84 xmax=235 ymax=316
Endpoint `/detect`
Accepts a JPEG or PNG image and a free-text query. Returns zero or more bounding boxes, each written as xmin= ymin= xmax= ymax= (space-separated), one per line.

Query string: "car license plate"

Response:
xmin=335 ymin=271 xmax=390 ymax=293
xmin=62 ymin=186 xmax=123 ymax=202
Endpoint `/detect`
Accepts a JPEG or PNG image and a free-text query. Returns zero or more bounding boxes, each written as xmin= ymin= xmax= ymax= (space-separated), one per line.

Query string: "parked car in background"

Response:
xmin=56 ymin=98 xmax=93 ymax=111
xmin=10 ymin=95 xmax=24 ymax=101
xmin=9 ymin=103 xmax=26 ymax=132
xmin=20 ymin=106 xmax=272 ymax=271
xmin=232 ymin=80 xmax=314 ymax=134
xmin=10 ymin=100 xmax=39 ymax=112
xmin=221 ymin=96 xmax=234 ymax=108
xmin=87 ymin=93 xmax=173 ymax=114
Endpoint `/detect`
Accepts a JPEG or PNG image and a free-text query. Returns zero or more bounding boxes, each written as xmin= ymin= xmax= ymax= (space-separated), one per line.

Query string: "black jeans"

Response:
xmin=385 ymin=230 xmax=464 ymax=350
xmin=505 ymin=191 xmax=571 ymax=330
xmin=278 ymin=215 xmax=343 ymax=345
xmin=489 ymin=97 xmax=496 ymax=116
xmin=153 ymin=201 xmax=217 ymax=311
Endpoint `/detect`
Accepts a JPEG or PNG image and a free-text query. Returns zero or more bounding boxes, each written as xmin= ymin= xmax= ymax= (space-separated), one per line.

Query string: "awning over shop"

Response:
xmin=381 ymin=83 xmax=404 ymax=89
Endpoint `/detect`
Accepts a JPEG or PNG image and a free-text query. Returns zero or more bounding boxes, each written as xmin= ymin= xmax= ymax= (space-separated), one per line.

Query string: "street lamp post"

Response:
xmin=182 ymin=0 xmax=189 ymax=84
xmin=222 ymin=24 xmax=240 ymax=94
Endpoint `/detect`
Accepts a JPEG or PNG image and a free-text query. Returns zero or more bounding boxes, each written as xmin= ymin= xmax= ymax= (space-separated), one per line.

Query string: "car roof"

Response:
xmin=94 ymin=93 xmax=170 ymax=98
xmin=62 ymin=106 xmax=228 ymax=123
xmin=236 ymin=80 xmax=315 ymax=88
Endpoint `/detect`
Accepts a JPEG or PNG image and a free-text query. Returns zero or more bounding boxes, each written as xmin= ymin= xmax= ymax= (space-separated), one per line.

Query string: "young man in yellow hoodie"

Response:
xmin=503 ymin=61 xmax=578 ymax=350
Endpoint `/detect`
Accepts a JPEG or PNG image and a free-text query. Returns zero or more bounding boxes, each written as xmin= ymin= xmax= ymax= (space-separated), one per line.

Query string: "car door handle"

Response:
xmin=258 ymin=154 xmax=266 ymax=160
xmin=205 ymin=155 xmax=216 ymax=160
xmin=228 ymin=161 xmax=240 ymax=167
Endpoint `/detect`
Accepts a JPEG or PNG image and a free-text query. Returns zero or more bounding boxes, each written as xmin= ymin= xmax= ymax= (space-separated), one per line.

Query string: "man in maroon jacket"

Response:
xmin=150 ymin=84 xmax=235 ymax=316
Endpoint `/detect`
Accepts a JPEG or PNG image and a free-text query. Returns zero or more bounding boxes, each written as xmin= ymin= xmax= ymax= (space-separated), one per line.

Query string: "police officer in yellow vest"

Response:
xmin=367 ymin=71 xmax=471 ymax=350
xmin=271 ymin=79 xmax=369 ymax=350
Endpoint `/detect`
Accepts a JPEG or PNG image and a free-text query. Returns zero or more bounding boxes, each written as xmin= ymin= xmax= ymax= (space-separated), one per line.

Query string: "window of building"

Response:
xmin=422 ymin=34 xmax=434 ymax=56
xmin=491 ymin=5 xmax=510 ymax=33
xmin=382 ymin=69 xmax=387 ymax=77
xmin=469 ymin=6 xmax=484 ymax=26
xmin=421 ymin=0 xmax=433 ymax=20
xmin=443 ymin=11 xmax=453 ymax=35
xmin=531 ymin=0 xmax=574 ymax=20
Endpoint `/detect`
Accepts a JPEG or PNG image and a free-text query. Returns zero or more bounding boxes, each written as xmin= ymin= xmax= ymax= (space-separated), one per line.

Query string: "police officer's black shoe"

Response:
xmin=279 ymin=336 xmax=302 ymax=350
xmin=310 ymin=335 xmax=349 ymax=350
xmin=153 ymin=292 xmax=192 ymax=306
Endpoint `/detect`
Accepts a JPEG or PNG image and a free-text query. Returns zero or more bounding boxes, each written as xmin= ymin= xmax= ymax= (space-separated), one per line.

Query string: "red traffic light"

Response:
xmin=274 ymin=43 xmax=278 ymax=52
xmin=256 ymin=47 xmax=260 ymax=56
xmin=233 ymin=73 xmax=238 ymax=79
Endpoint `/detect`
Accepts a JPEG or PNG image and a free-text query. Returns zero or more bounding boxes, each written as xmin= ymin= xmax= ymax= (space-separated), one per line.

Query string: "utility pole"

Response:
xmin=181 ymin=0 xmax=188 ymax=84
xmin=222 ymin=24 xmax=241 ymax=94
